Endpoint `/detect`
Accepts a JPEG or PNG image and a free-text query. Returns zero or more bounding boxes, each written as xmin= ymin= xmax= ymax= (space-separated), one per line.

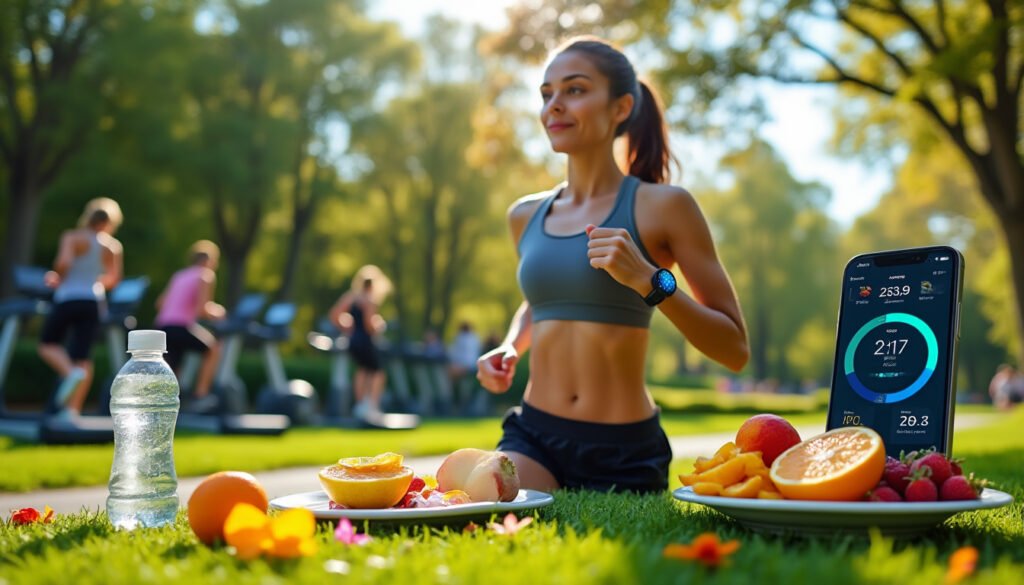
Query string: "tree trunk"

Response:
xmin=674 ymin=340 xmax=690 ymax=376
xmin=421 ymin=183 xmax=440 ymax=334
xmin=437 ymin=212 xmax=465 ymax=337
xmin=381 ymin=186 xmax=408 ymax=341
xmin=750 ymin=252 xmax=768 ymax=380
xmin=275 ymin=203 xmax=311 ymax=303
xmin=1 ymin=178 xmax=43 ymax=297
xmin=275 ymin=168 xmax=317 ymax=303
xmin=999 ymin=212 xmax=1024 ymax=366
xmin=222 ymin=247 xmax=248 ymax=311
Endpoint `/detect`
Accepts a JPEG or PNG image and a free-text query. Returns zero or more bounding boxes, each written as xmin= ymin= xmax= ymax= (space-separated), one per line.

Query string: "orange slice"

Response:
xmin=337 ymin=452 xmax=404 ymax=472
xmin=768 ymin=426 xmax=885 ymax=501
xmin=318 ymin=464 xmax=414 ymax=508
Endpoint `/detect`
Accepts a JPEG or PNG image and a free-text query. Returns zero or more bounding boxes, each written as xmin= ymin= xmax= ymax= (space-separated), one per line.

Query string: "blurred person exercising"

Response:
xmin=329 ymin=265 xmax=393 ymax=419
xmin=477 ymin=38 xmax=748 ymax=493
xmin=38 ymin=197 xmax=124 ymax=419
xmin=155 ymin=240 xmax=226 ymax=408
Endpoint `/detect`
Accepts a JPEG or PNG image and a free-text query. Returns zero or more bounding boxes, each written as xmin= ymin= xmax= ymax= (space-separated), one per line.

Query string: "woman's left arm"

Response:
xmin=587 ymin=187 xmax=749 ymax=371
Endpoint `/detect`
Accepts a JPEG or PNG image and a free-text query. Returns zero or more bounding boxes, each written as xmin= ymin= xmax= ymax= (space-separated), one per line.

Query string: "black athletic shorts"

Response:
xmin=348 ymin=337 xmax=382 ymax=372
xmin=497 ymin=401 xmax=672 ymax=493
xmin=40 ymin=300 xmax=100 ymax=361
xmin=160 ymin=324 xmax=215 ymax=371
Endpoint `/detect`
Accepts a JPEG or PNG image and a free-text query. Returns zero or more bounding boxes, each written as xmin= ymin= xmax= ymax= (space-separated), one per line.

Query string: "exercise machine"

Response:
xmin=176 ymin=293 xmax=289 ymax=435
xmin=0 ymin=267 xmax=144 ymax=444
xmin=307 ymin=318 xmax=418 ymax=430
xmin=252 ymin=301 xmax=318 ymax=425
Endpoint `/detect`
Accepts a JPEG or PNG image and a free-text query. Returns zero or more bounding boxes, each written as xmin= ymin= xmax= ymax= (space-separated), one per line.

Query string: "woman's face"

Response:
xmin=540 ymin=51 xmax=633 ymax=154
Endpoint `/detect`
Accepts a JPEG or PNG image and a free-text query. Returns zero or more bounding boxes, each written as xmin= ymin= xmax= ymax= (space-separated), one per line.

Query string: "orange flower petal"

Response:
xmin=42 ymin=506 xmax=54 ymax=524
xmin=946 ymin=546 xmax=979 ymax=584
xmin=663 ymin=533 xmax=740 ymax=568
xmin=271 ymin=509 xmax=315 ymax=541
xmin=663 ymin=544 xmax=698 ymax=560
xmin=224 ymin=503 xmax=273 ymax=560
xmin=269 ymin=509 xmax=317 ymax=559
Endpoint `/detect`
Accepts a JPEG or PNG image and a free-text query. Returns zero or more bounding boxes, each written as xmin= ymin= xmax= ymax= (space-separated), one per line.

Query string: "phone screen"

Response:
xmin=827 ymin=247 xmax=961 ymax=455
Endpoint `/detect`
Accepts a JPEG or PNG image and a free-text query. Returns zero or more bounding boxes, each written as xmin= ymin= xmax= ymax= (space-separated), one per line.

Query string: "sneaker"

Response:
xmin=53 ymin=367 xmax=86 ymax=407
xmin=185 ymin=394 xmax=219 ymax=414
xmin=50 ymin=408 xmax=78 ymax=423
xmin=352 ymin=400 xmax=369 ymax=420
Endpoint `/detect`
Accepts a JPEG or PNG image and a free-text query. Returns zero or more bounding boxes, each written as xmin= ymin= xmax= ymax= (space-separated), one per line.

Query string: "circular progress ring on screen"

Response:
xmin=844 ymin=312 xmax=938 ymax=404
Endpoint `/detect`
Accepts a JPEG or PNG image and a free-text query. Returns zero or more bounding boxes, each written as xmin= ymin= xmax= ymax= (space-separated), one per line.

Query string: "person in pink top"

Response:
xmin=155 ymin=240 xmax=226 ymax=403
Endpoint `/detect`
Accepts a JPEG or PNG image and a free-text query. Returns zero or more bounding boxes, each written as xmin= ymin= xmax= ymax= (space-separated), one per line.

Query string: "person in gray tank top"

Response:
xmin=476 ymin=38 xmax=749 ymax=494
xmin=38 ymin=198 xmax=124 ymax=419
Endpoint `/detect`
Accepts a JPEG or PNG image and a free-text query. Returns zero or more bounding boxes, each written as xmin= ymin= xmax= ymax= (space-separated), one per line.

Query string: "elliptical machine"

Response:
xmin=96 ymin=276 xmax=150 ymax=415
xmin=252 ymin=301 xmax=318 ymax=425
xmin=175 ymin=293 xmax=289 ymax=435
xmin=0 ymin=267 xmax=145 ymax=444
xmin=307 ymin=317 xmax=419 ymax=430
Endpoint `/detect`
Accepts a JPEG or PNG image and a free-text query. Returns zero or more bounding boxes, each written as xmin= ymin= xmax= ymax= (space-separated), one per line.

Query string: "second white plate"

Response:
xmin=672 ymin=486 xmax=1014 ymax=536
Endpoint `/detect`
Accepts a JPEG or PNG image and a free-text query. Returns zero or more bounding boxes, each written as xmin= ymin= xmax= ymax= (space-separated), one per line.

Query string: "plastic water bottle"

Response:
xmin=106 ymin=330 xmax=180 ymax=529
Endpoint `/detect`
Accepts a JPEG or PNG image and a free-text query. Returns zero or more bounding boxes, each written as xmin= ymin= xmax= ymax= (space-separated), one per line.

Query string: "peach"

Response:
xmin=735 ymin=414 xmax=802 ymax=466
xmin=437 ymin=448 xmax=521 ymax=502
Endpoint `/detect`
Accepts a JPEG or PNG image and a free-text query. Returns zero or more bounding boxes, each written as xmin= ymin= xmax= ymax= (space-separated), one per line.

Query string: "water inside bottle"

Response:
xmin=107 ymin=366 xmax=180 ymax=529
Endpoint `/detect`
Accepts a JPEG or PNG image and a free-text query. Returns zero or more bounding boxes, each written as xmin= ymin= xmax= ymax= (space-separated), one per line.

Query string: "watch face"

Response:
xmin=656 ymin=269 xmax=677 ymax=294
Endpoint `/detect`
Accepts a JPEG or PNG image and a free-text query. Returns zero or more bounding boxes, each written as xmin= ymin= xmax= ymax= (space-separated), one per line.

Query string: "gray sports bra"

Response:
xmin=54 ymin=232 xmax=105 ymax=303
xmin=517 ymin=176 xmax=657 ymax=328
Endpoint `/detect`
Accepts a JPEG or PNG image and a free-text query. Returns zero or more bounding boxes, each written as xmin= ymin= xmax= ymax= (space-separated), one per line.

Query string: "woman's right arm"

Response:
xmin=197 ymin=268 xmax=226 ymax=320
xmin=328 ymin=292 xmax=353 ymax=331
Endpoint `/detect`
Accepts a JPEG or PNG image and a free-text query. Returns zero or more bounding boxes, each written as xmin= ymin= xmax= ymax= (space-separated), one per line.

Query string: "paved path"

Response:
xmin=0 ymin=414 xmax=994 ymax=514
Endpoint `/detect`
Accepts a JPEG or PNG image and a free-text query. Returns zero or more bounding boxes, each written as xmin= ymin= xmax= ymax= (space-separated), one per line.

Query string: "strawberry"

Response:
xmin=868 ymin=485 xmax=903 ymax=502
xmin=904 ymin=469 xmax=939 ymax=502
xmin=884 ymin=457 xmax=913 ymax=495
xmin=939 ymin=474 xmax=985 ymax=501
xmin=910 ymin=450 xmax=953 ymax=487
xmin=408 ymin=476 xmax=426 ymax=494
xmin=949 ymin=459 xmax=964 ymax=476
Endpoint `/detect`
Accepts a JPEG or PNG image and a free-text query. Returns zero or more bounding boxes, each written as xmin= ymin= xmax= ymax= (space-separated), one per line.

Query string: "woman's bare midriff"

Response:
xmin=523 ymin=319 xmax=657 ymax=424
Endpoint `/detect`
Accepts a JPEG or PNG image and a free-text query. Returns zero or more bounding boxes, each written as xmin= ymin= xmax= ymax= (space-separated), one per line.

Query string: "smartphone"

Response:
xmin=826 ymin=246 xmax=964 ymax=457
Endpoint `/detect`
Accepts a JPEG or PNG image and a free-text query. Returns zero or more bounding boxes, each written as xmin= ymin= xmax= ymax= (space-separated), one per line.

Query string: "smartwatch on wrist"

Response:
xmin=643 ymin=268 xmax=677 ymax=306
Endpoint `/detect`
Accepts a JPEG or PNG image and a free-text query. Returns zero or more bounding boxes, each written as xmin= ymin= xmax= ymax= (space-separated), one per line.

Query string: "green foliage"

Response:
xmin=701 ymin=139 xmax=840 ymax=382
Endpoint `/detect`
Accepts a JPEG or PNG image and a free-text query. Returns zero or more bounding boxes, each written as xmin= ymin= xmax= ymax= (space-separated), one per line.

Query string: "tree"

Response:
xmin=702 ymin=139 xmax=839 ymax=382
xmin=346 ymin=18 xmax=547 ymax=341
xmin=494 ymin=0 xmax=1024 ymax=363
xmin=266 ymin=1 xmax=415 ymax=302
xmin=0 ymin=0 xmax=165 ymax=296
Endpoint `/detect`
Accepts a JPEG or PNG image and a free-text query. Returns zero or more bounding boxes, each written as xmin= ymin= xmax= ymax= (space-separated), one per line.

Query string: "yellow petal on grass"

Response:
xmin=224 ymin=503 xmax=273 ymax=560
xmin=269 ymin=509 xmax=318 ymax=559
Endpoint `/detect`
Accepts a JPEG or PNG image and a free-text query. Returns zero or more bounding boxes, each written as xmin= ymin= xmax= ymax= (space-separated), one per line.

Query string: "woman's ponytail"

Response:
xmin=626 ymin=80 xmax=675 ymax=184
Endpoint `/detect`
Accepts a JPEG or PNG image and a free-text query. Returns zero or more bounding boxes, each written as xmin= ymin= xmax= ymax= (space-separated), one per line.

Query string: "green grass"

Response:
xmin=0 ymin=411 xmax=834 ymax=492
xmin=1 ymin=409 xmax=1021 ymax=583
xmin=651 ymin=387 xmax=831 ymax=414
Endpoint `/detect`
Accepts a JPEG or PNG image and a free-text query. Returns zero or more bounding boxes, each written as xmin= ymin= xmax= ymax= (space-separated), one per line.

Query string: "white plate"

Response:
xmin=673 ymin=486 xmax=1014 ymax=537
xmin=270 ymin=489 xmax=555 ymax=522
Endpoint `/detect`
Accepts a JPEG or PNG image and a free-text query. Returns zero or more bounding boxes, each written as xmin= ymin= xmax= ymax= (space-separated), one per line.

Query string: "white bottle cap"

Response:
xmin=127 ymin=329 xmax=166 ymax=351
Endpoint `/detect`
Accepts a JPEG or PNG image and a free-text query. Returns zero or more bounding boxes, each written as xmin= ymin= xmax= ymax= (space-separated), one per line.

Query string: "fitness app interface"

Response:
xmin=828 ymin=251 xmax=957 ymax=453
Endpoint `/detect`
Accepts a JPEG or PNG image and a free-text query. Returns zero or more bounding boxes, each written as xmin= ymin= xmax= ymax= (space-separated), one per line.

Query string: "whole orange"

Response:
xmin=735 ymin=414 xmax=802 ymax=466
xmin=188 ymin=471 xmax=269 ymax=545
